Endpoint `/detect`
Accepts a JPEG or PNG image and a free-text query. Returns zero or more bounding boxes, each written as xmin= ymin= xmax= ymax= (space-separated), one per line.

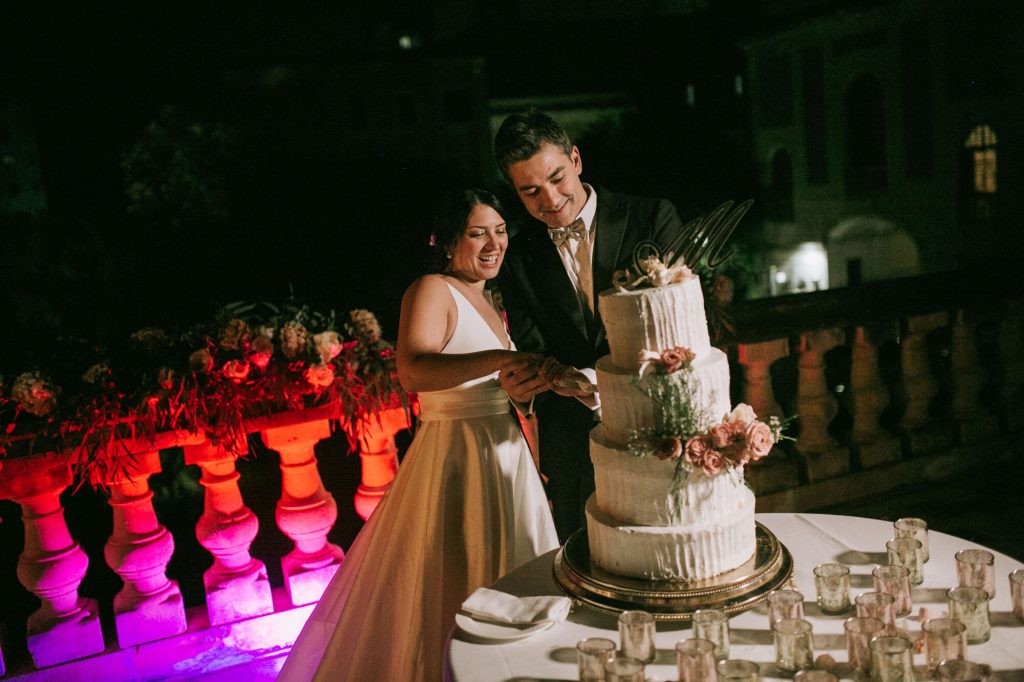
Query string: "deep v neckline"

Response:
xmin=445 ymin=281 xmax=510 ymax=351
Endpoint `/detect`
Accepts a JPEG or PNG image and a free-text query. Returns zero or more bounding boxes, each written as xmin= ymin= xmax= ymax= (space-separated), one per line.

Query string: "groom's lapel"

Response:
xmin=531 ymin=231 xmax=590 ymax=342
xmin=590 ymin=193 xmax=627 ymax=346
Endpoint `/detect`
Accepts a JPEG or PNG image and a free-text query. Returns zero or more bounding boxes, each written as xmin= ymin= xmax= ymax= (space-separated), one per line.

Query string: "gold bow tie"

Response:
xmin=548 ymin=218 xmax=586 ymax=247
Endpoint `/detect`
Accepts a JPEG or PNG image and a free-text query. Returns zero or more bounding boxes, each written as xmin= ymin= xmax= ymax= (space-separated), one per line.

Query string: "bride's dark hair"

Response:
xmin=427 ymin=188 xmax=504 ymax=274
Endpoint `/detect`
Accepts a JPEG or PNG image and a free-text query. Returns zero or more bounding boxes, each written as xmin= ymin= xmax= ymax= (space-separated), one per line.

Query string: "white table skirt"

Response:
xmin=446 ymin=513 xmax=1024 ymax=681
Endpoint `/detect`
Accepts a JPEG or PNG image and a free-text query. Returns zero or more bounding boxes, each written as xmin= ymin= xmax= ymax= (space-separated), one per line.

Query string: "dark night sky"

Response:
xmin=0 ymin=0 xmax=915 ymax=365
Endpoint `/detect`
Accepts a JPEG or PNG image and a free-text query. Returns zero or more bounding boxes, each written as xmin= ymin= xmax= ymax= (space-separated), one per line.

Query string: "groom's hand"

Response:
xmin=539 ymin=358 xmax=594 ymax=398
xmin=499 ymin=356 xmax=548 ymax=404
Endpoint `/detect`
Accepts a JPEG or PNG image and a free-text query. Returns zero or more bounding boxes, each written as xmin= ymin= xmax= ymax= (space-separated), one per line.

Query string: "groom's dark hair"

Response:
xmin=427 ymin=188 xmax=505 ymax=274
xmin=493 ymin=108 xmax=574 ymax=183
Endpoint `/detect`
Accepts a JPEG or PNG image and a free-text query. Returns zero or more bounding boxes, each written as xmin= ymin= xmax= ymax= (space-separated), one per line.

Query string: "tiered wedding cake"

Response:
xmin=585 ymin=263 xmax=779 ymax=582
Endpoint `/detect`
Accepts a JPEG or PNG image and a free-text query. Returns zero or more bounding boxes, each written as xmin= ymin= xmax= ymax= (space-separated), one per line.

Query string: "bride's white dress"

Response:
xmin=278 ymin=281 xmax=559 ymax=681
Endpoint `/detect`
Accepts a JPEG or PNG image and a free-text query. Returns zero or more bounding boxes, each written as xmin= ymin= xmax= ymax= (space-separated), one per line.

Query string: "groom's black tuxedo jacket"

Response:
xmin=498 ymin=187 xmax=685 ymax=539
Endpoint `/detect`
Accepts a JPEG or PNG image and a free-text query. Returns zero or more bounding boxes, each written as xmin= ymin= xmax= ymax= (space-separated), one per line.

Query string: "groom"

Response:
xmin=494 ymin=109 xmax=686 ymax=542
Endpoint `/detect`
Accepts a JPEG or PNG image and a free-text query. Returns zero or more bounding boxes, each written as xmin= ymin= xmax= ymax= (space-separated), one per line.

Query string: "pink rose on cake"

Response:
xmin=683 ymin=436 xmax=725 ymax=475
xmin=708 ymin=421 xmax=738 ymax=449
xmin=745 ymin=420 xmax=775 ymax=460
xmin=684 ymin=435 xmax=710 ymax=466
xmin=726 ymin=403 xmax=757 ymax=426
xmin=659 ymin=346 xmax=696 ymax=373
xmin=698 ymin=449 xmax=725 ymax=476
xmin=638 ymin=345 xmax=695 ymax=378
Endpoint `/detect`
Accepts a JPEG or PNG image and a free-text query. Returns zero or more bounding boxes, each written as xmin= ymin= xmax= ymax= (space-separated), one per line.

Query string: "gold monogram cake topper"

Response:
xmin=613 ymin=199 xmax=754 ymax=291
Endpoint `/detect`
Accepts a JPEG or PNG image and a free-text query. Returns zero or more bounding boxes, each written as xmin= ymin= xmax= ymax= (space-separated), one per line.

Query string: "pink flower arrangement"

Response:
xmin=683 ymin=403 xmax=777 ymax=475
xmin=659 ymin=346 xmax=696 ymax=374
xmin=638 ymin=345 xmax=696 ymax=377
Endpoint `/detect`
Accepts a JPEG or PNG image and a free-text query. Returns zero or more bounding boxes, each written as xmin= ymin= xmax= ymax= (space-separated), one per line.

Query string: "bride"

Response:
xmin=277 ymin=189 xmax=560 ymax=681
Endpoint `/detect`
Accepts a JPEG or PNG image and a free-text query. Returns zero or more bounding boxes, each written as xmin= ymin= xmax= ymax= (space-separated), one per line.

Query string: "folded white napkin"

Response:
xmin=461 ymin=587 xmax=572 ymax=625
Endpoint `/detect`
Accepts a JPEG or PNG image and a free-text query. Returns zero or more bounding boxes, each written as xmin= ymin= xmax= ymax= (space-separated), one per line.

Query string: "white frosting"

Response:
xmin=599 ymin=277 xmax=711 ymax=368
xmin=596 ymin=349 xmax=732 ymax=444
xmin=587 ymin=276 xmax=757 ymax=582
xmin=585 ymin=493 xmax=756 ymax=582
xmin=590 ymin=425 xmax=751 ymax=527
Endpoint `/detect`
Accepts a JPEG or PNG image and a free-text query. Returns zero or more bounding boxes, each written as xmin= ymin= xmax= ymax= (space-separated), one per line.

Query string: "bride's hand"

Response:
xmin=498 ymin=353 xmax=548 ymax=403
xmin=539 ymin=357 xmax=595 ymax=397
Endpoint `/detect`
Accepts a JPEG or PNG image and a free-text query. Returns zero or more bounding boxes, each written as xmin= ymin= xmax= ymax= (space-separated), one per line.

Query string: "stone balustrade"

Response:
xmin=0 ymin=269 xmax=1022 ymax=678
xmin=0 ymin=404 xmax=412 ymax=675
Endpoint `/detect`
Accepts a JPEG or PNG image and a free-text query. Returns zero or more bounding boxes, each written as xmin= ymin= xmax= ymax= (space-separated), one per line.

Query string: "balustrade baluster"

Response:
xmin=900 ymin=312 xmax=953 ymax=453
xmin=952 ymin=310 xmax=999 ymax=443
xmin=261 ymin=419 xmax=344 ymax=606
xmin=353 ymin=405 xmax=411 ymax=520
xmin=736 ymin=339 xmax=787 ymax=419
xmin=183 ymin=438 xmax=274 ymax=625
xmin=795 ymin=328 xmax=849 ymax=481
xmin=0 ymin=454 xmax=104 ymax=668
xmin=998 ymin=298 xmax=1024 ymax=431
xmin=736 ymin=338 xmax=798 ymax=494
xmin=850 ymin=326 xmax=901 ymax=467
xmin=92 ymin=449 xmax=186 ymax=646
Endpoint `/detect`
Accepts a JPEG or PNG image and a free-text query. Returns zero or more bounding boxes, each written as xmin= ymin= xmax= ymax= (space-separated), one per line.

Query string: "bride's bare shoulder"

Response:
xmin=403 ymin=274 xmax=454 ymax=305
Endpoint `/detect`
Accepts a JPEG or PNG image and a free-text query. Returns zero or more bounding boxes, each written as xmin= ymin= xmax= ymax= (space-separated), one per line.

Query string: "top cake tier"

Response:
xmin=598 ymin=277 xmax=712 ymax=368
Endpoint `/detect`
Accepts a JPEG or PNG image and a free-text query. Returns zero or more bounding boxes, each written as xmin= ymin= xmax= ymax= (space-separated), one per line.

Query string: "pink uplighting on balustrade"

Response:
xmin=0 ymin=401 xmax=413 ymax=678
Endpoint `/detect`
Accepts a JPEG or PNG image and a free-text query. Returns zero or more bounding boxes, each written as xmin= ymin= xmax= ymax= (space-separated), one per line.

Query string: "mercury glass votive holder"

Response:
xmin=717 ymin=659 xmax=760 ymax=682
xmin=922 ymin=617 xmax=967 ymax=674
xmin=886 ymin=537 xmax=924 ymax=586
xmin=577 ymin=637 xmax=616 ymax=681
xmin=894 ymin=517 xmax=929 ymax=563
xmin=813 ymin=563 xmax=852 ymax=614
xmin=618 ymin=610 xmax=656 ymax=664
xmin=767 ymin=588 xmax=805 ymax=628
xmin=947 ymin=586 xmax=991 ymax=644
xmin=1011 ymin=568 xmax=1024 ymax=623
xmin=855 ymin=591 xmax=896 ymax=634
xmin=843 ymin=616 xmax=885 ymax=678
xmin=693 ymin=609 xmax=731 ymax=660
xmin=604 ymin=655 xmax=645 ymax=682
xmin=936 ymin=660 xmax=992 ymax=682
xmin=955 ymin=549 xmax=996 ymax=599
xmin=772 ymin=618 xmax=815 ymax=674
xmin=872 ymin=564 xmax=913 ymax=617
xmin=677 ymin=638 xmax=719 ymax=682
xmin=868 ymin=635 xmax=914 ymax=682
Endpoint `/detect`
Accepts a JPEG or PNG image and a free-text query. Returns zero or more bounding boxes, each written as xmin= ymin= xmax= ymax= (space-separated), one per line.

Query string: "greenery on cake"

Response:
xmin=625 ymin=345 xmax=790 ymax=486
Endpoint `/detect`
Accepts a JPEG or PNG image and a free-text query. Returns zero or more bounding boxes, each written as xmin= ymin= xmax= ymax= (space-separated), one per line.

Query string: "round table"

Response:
xmin=445 ymin=513 xmax=1024 ymax=681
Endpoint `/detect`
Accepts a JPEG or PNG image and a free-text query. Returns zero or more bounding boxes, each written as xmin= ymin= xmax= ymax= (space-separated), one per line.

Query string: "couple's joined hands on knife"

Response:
xmin=498 ymin=353 xmax=593 ymax=404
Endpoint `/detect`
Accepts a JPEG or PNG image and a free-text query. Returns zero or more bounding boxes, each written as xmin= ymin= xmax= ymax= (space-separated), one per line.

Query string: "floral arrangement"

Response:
xmin=0 ymin=302 xmax=410 ymax=480
xmin=612 ymin=254 xmax=694 ymax=291
xmin=626 ymin=344 xmax=791 ymax=486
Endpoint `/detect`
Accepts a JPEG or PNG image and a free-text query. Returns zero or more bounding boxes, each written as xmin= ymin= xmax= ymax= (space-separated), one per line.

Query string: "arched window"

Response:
xmin=963 ymin=124 xmax=998 ymax=220
xmin=844 ymin=74 xmax=887 ymax=194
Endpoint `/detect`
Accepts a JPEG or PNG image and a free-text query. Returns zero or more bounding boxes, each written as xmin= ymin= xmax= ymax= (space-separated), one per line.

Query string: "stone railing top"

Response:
xmin=721 ymin=268 xmax=1018 ymax=346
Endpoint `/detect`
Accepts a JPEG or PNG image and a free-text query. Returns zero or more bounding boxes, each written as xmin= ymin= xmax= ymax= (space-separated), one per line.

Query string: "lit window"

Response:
xmin=965 ymin=125 xmax=997 ymax=194
xmin=734 ymin=74 xmax=744 ymax=96
xmin=686 ymin=84 xmax=695 ymax=107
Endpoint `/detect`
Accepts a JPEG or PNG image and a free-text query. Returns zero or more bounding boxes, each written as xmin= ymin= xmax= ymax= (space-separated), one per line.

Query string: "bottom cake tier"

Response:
xmin=585 ymin=490 xmax=756 ymax=582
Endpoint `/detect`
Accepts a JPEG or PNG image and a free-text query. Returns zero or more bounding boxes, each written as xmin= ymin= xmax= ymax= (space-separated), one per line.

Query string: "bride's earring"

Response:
xmin=445 ymin=250 xmax=452 ymax=260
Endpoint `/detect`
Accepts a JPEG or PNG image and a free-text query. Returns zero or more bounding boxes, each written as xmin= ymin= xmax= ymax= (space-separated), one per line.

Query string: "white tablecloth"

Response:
xmin=446 ymin=513 xmax=1024 ymax=681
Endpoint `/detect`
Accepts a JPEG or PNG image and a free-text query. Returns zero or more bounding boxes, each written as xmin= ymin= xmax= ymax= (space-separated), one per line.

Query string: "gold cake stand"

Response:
xmin=552 ymin=522 xmax=794 ymax=621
